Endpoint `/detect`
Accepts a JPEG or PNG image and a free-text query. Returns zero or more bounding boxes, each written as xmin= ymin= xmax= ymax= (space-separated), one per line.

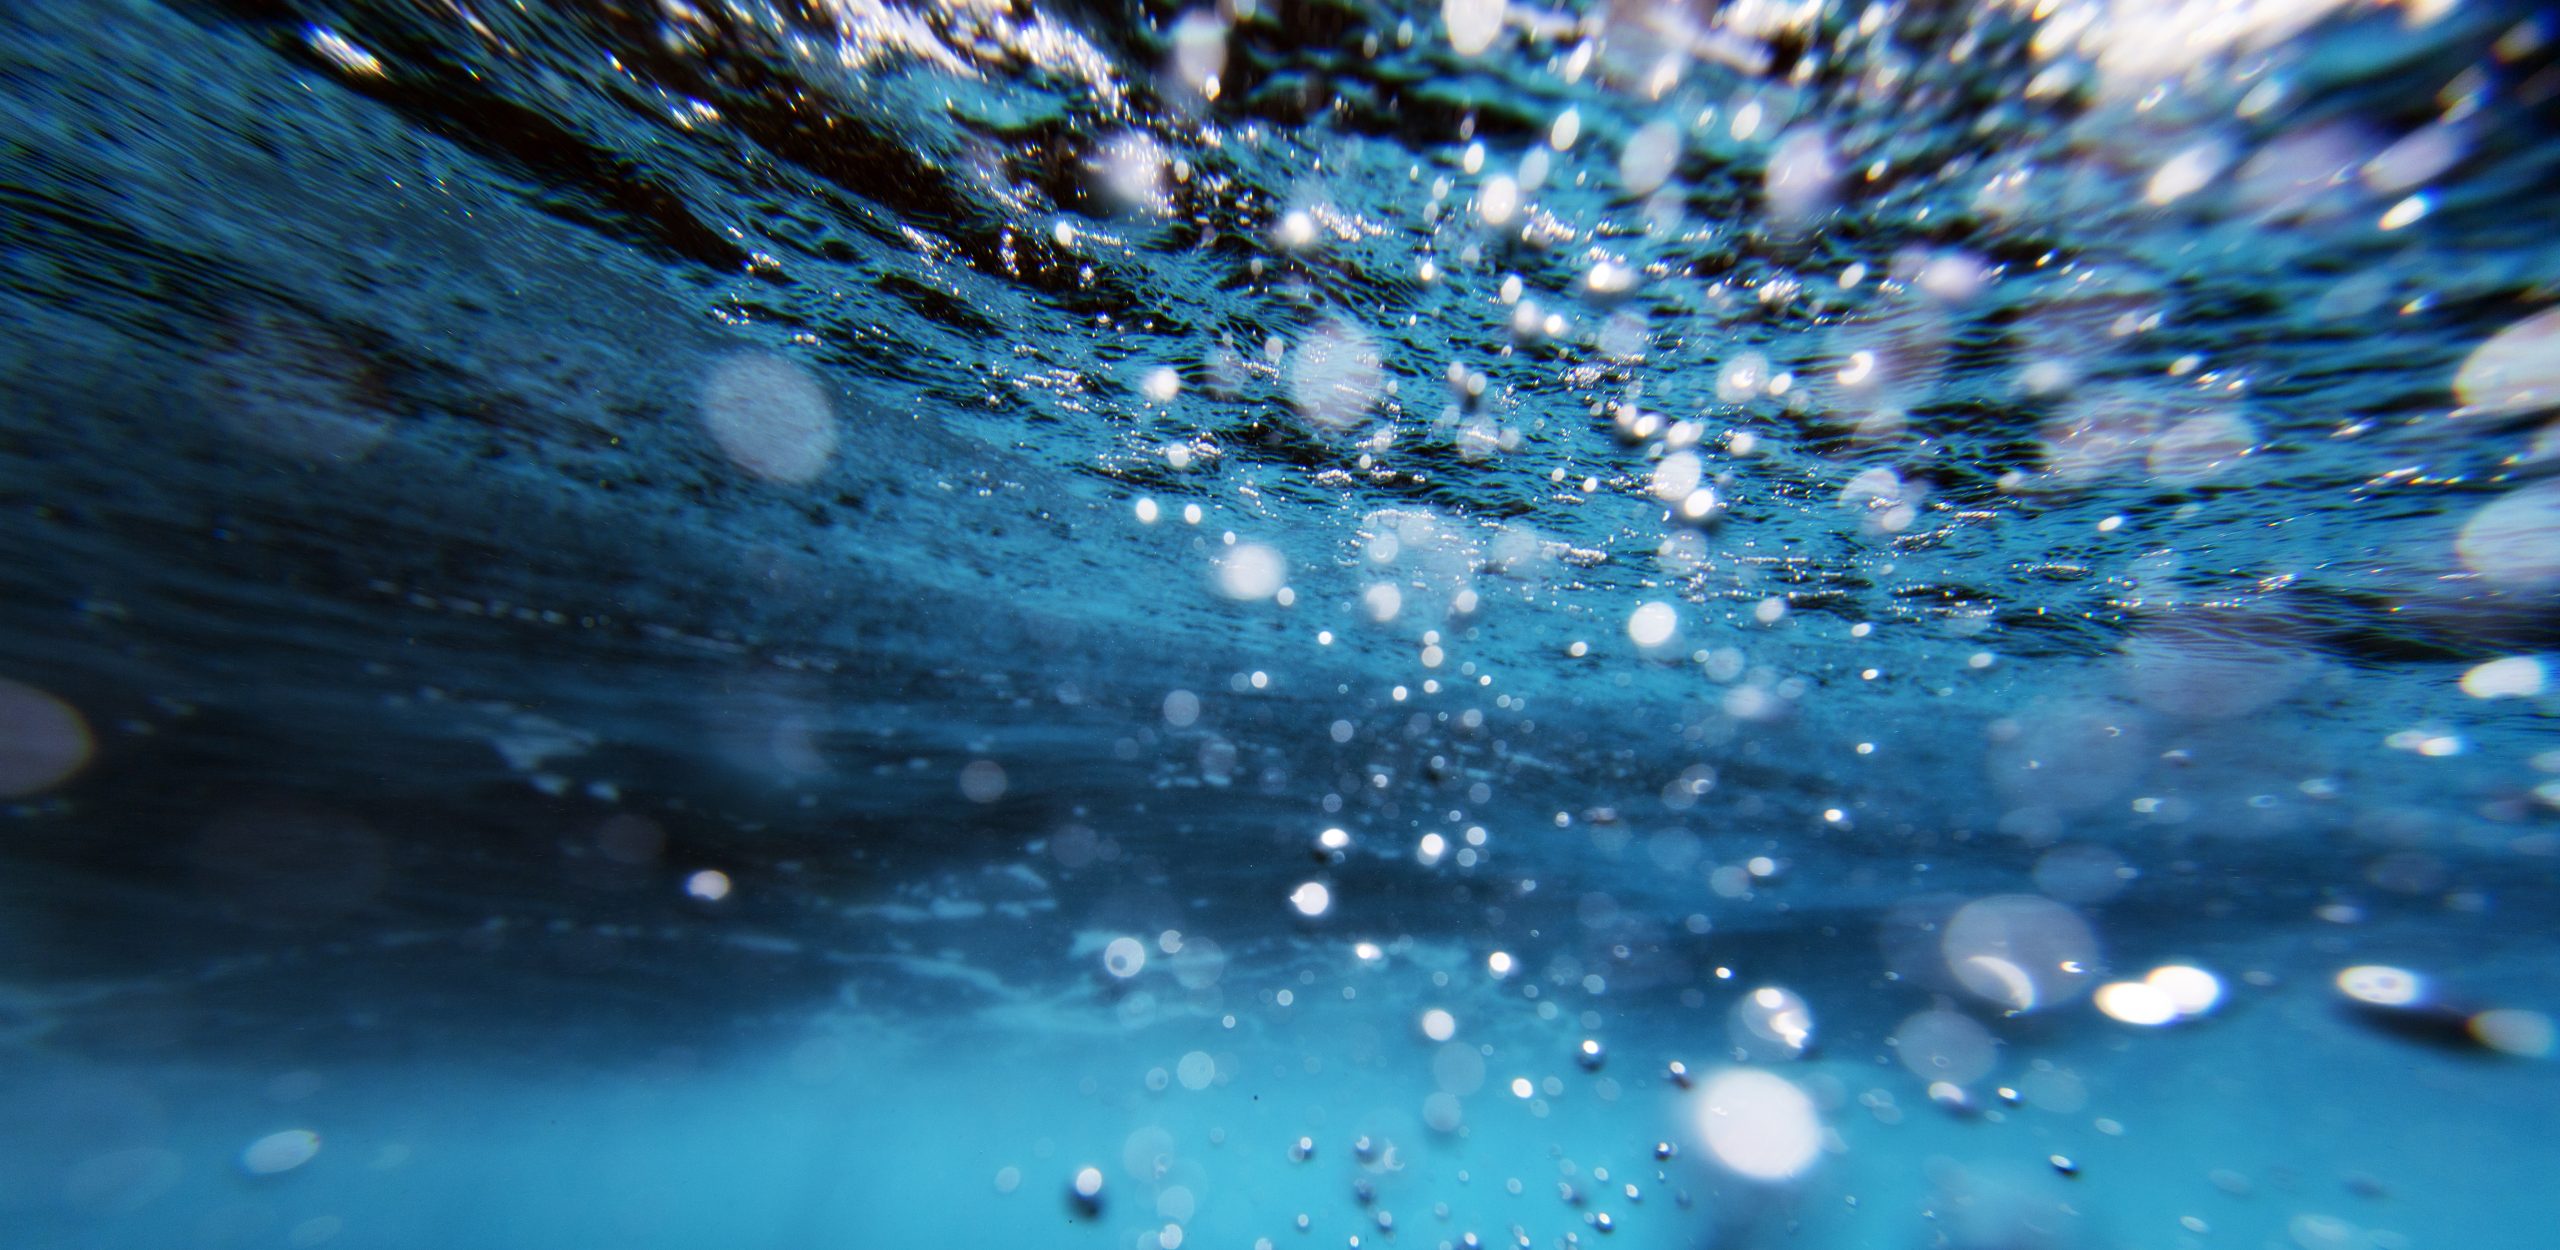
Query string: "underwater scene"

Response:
xmin=2 ymin=0 xmax=2557 ymax=1247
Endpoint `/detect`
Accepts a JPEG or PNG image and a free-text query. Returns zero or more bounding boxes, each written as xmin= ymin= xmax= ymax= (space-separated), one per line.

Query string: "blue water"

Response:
xmin=3 ymin=1 xmax=2557 ymax=1247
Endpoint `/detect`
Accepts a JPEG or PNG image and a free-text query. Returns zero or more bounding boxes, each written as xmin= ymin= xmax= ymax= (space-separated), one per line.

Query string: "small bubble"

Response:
xmin=1620 ymin=121 xmax=1681 ymax=197
xmin=697 ymin=352 xmax=838 ymax=484
xmin=2336 ymin=965 xmax=2422 ymax=1007
xmin=1216 ymin=544 xmax=1288 ymax=601
xmin=1694 ymin=1070 xmax=1821 ymax=1181
xmin=1105 ymin=936 xmax=1148 ymax=978
xmin=2094 ymin=980 xmax=2178 ymax=1026
xmin=1443 ymin=0 xmax=1503 ymax=55
xmin=1422 ymin=1008 xmax=1457 ymax=1041
xmin=2461 ymin=656 xmax=2546 ymax=699
xmin=1177 ymin=1051 xmax=1217 ymax=1090
xmin=0 ymin=678 xmax=92 ymax=797
xmin=2455 ymin=307 xmax=2560 ymax=414
xmin=240 ymin=1129 xmax=321 ymax=1176
xmin=2471 ymin=1008 xmax=2556 ymax=1057
xmin=1628 ymin=602 xmax=1678 ymax=648
xmin=958 ymin=759 xmax=1009 ymax=803
xmin=2378 ymin=194 xmax=2429 ymax=231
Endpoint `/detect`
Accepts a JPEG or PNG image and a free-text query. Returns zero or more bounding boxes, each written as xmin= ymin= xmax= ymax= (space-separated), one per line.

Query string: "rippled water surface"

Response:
xmin=3 ymin=0 xmax=2558 ymax=1246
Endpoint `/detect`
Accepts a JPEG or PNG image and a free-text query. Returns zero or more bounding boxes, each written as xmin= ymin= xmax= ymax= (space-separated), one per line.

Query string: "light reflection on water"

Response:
xmin=0 ymin=0 xmax=2556 ymax=1246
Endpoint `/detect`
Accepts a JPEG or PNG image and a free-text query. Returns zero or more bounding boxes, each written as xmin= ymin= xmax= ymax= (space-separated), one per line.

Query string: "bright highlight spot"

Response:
xmin=1290 ymin=881 xmax=1332 ymax=917
xmin=1694 ymin=1069 xmax=1822 ymax=1181
xmin=1443 ymin=0 xmax=1503 ymax=55
xmin=2147 ymin=143 xmax=2226 ymax=205
xmin=2379 ymin=194 xmax=2429 ymax=231
xmin=2461 ymin=655 xmax=2546 ymax=699
xmin=2094 ymin=979 xmax=2179 ymax=1026
xmin=2146 ymin=964 xmax=2224 ymax=1017
xmin=2337 ymin=964 xmax=2423 ymax=1007
xmin=1550 ymin=108 xmax=1581 ymax=151
xmin=1216 ymin=543 xmax=1288 ymax=600
xmin=1421 ymin=1008 xmax=1457 ymax=1041
xmin=1628 ymin=602 xmax=1678 ymax=648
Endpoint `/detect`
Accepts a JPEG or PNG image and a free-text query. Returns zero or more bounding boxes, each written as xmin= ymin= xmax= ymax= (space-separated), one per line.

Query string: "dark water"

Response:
xmin=2 ymin=0 xmax=2557 ymax=1247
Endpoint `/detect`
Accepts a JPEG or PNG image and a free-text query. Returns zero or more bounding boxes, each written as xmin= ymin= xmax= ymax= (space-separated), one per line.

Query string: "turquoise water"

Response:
xmin=2 ymin=1 xmax=2556 ymax=1247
